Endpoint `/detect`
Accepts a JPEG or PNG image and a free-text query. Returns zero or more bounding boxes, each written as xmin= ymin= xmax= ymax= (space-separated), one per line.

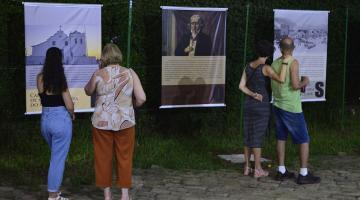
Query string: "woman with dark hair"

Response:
xmin=239 ymin=40 xmax=290 ymax=178
xmin=85 ymin=43 xmax=146 ymax=200
xmin=37 ymin=47 xmax=74 ymax=200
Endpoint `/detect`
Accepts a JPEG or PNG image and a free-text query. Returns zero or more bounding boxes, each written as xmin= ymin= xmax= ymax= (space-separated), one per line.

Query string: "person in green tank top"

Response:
xmin=271 ymin=37 xmax=320 ymax=185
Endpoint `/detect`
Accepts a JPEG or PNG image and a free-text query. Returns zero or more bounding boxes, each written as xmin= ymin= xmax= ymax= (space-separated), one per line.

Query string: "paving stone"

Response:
xmin=1 ymin=155 xmax=360 ymax=199
xmin=151 ymin=187 xmax=171 ymax=194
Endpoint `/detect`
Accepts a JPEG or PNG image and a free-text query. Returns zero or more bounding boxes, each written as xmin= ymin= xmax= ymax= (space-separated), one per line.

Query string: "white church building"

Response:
xmin=26 ymin=28 xmax=97 ymax=65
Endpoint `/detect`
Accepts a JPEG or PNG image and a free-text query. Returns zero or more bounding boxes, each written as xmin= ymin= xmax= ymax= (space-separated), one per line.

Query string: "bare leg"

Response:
xmin=243 ymin=146 xmax=252 ymax=175
xmin=277 ymin=140 xmax=286 ymax=166
xmin=244 ymin=146 xmax=251 ymax=168
xmin=104 ymin=187 xmax=112 ymax=200
xmin=252 ymin=148 xmax=262 ymax=170
xmin=299 ymin=143 xmax=309 ymax=168
xmin=253 ymin=148 xmax=269 ymax=178
xmin=121 ymin=188 xmax=130 ymax=200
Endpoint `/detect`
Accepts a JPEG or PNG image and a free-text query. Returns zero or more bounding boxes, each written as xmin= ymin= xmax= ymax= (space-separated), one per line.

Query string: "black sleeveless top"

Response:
xmin=245 ymin=64 xmax=270 ymax=103
xmin=39 ymin=93 xmax=65 ymax=107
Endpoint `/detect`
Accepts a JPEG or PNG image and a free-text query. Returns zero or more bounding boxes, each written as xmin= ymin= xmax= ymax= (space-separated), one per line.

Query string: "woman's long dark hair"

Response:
xmin=42 ymin=47 xmax=68 ymax=94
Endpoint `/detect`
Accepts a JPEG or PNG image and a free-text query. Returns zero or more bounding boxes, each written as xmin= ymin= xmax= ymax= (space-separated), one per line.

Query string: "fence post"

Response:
xmin=240 ymin=4 xmax=250 ymax=133
xmin=341 ymin=7 xmax=349 ymax=130
xmin=126 ymin=0 xmax=133 ymax=67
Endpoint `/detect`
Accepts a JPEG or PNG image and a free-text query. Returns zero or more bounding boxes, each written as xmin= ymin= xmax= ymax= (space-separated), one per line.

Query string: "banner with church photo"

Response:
xmin=24 ymin=2 xmax=102 ymax=114
xmin=160 ymin=6 xmax=227 ymax=108
xmin=274 ymin=9 xmax=329 ymax=102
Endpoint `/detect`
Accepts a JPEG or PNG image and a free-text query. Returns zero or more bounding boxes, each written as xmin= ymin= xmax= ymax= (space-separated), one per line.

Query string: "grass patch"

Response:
xmin=0 ymin=110 xmax=359 ymax=186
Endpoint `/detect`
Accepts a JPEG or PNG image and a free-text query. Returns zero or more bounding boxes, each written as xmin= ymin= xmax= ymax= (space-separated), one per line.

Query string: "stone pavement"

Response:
xmin=1 ymin=156 xmax=360 ymax=200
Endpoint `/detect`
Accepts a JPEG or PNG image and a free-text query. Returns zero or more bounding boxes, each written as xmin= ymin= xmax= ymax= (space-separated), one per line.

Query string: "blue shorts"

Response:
xmin=273 ymin=106 xmax=310 ymax=144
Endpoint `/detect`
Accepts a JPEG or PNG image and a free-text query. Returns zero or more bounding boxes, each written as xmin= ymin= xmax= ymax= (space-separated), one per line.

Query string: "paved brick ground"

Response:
xmin=1 ymin=156 xmax=359 ymax=200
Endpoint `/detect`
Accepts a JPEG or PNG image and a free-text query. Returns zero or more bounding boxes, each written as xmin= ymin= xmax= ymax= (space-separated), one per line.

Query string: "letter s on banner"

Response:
xmin=315 ymin=82 xmax=324 ymax=97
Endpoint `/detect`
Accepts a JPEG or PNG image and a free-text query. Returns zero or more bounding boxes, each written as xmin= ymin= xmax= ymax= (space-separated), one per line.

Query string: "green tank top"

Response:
xmin=271 ymin=57 xmax=302 ymax=113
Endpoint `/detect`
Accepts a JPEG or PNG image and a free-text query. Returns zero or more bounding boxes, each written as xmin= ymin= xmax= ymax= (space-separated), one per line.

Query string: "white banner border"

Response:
xmin=161 ymin=6 xmax=228 ymax=11
xmin=23 ymin=2 xmax=103 ymax=8
xmin=273 ymin=9 xmax=329 ymax=14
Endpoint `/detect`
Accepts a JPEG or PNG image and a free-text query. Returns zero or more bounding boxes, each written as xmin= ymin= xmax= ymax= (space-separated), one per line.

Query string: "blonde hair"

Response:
xmin=100 ymin=43 xmax=123 ymax=68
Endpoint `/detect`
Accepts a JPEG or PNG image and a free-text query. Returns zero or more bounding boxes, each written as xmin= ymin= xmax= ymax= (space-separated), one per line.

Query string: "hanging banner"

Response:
xmin=274 ymin=9 xmax=329 ymax=102
xmin=160 ymin=6 xmax=227 ymax=108
xmin=24 ymin=2 xmax=102 ymax=114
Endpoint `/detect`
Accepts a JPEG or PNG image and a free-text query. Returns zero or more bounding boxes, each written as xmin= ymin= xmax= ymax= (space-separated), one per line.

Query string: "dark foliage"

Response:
xmin=0 ymin=0 xmax=359 ymax=135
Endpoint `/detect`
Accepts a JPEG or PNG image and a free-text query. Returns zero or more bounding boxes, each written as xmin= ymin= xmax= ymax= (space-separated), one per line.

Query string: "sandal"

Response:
xmin=254 ymin=168 xmax=269 ymax=178
xmin=243 ymin=166 xmax=253 ymax=176
xmin=48 ymin=192 xmax=69 ymax=200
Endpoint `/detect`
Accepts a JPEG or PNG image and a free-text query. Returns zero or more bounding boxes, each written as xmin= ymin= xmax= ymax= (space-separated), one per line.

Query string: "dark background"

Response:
xmin=0 ymin=0 xmax=359 ymax=135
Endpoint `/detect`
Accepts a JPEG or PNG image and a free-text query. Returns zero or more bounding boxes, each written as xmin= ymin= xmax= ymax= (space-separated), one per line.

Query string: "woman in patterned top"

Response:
xmin=85 ymin=43 xmax=146 ymax=200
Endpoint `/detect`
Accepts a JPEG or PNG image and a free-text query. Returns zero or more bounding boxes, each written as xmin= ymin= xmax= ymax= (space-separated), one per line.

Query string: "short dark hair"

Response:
xmin=255 ymin=40 xmax=275 ymax=57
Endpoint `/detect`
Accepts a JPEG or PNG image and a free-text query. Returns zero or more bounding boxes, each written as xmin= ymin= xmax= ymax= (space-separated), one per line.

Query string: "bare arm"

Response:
xmin=130 ymin=69 xmax=146 ymax=107
xmin=84 ymin=70 xmax=99 ymax=96
xmin=239 ymin=69 xmax=263 ymax=101
xmin=62 ymin=89 xmax=75 ymax=120
xmin=290 ymin=59 xmax=309 ymax=90
xmin=36 ymin=74 xmax=44 ymax=93
xmin=263 ymin=64 xmax=287 ymax=83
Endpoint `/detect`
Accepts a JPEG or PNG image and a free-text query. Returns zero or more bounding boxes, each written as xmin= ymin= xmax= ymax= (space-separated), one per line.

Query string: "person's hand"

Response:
xmin=71 ymin=112 xmax=75 ymax=121
xmin=301 ymin=76 xmax=310 ymax=86
xmin=184 ymin=46 xmax=193 ymax=53
xmin=253 ymin=93 xmax=263 ymax=102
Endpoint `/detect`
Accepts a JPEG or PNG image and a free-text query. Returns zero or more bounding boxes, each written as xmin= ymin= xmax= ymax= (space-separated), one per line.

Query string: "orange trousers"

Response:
xmin=92 ymin=126 xmax=135 ymax=188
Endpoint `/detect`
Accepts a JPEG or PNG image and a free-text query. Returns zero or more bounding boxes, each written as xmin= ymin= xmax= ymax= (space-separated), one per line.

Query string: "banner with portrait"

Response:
xmin=274 ymin=9 xmax=329 ymax=102
xmin=160 ymin=6 xmax=227 ymax=108
xmin=24 ymin=2 xmax=102 ymax=114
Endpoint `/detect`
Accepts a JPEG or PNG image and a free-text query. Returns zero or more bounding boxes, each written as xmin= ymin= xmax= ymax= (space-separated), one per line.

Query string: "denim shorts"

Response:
xmin=273 ymin=106 xmax=310 ymax=144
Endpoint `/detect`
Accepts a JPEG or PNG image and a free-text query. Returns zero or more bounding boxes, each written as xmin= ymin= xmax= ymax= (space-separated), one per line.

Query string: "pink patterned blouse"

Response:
xmin=91 ymin=66 xmax=135 ymax=131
